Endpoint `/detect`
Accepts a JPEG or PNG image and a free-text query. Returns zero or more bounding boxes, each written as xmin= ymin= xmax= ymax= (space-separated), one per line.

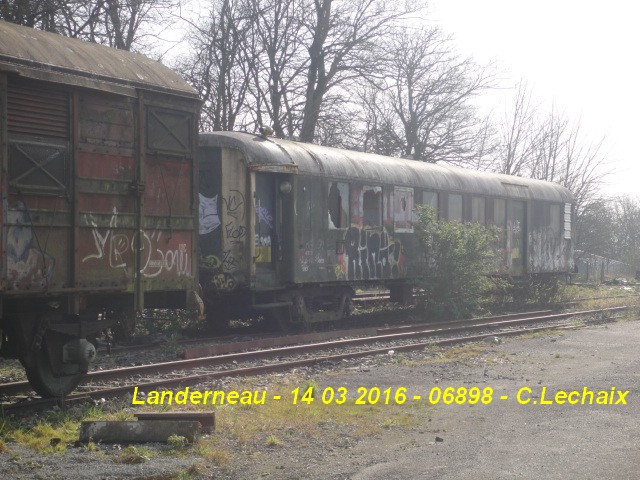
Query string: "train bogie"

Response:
xmin=0 ymin=22 xmax=200 ymax=397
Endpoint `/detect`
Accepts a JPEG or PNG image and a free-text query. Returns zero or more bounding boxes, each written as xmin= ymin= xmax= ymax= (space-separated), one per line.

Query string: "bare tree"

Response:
xmin=2 ymin=0 xmax=180 ymax=52
xmin=243 ymin=0 xmax=308 ymax=138
xmin=85 ymin=0 xmax=181 ymax=51
xmin=181 ymin=0 xmax=420 ymax=141
xmin=496 ymin=83 xmax=609 ymax=214
xmin=496 ymin=80 xmax=539 ymax=175
xmin=358 ymin=84 xmax=405 ymax=156
xmin=56 ymin=1 xmax=106 ymax=41
xmin=298 ymin=0 xmax=418 ymax=142
xmin=358 ymin=26 xmax=495 ymax=165
xmin=176 ymin=0 xmax=251 ymax=131
xmin=612 ymin=196 xmax=640 ymax=266
xmin=529 ymin=109 xmax=608 ymax=211
xmin=1 ymin=0 xmax=65 ymax=30
xmin=577 ymin=196 xmax=640 ymax=268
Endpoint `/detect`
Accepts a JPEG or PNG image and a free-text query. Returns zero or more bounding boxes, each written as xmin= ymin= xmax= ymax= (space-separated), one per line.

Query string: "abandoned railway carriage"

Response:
xmin=0 ymin=22 xmax=200 ymax=397
xmin=199 ymin=131 xmax=574 ymax=329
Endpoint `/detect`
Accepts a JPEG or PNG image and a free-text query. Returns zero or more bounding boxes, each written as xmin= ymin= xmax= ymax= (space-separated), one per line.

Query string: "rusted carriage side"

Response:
xmin=199 ymin=132 xmax=574 ymax=329
xmin=0 ymin=21 xmax=200 ymax=397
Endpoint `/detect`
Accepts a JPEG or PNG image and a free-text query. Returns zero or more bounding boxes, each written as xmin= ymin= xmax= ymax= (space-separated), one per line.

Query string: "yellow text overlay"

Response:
xmin=131 ymin=385 xmax=630 ymax=407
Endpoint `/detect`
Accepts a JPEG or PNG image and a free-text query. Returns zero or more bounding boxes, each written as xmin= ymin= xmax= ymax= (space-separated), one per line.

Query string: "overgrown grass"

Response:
xmin=115 ymin=445 xmax=156 ymax=464
xmin=0 ymin=374 xmax=431 ymax=462
xmin=10 ymin=420 xmax=77 ymax=453
xmin=430 ymin=343 xmax=489 ymax=364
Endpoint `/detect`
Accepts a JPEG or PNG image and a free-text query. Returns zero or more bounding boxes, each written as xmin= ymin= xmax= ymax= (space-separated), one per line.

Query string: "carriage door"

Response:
xmin=254 ymin=173 xmax=279 ymax=287
xmin=508 ymin=200 xmax=526 ymax=276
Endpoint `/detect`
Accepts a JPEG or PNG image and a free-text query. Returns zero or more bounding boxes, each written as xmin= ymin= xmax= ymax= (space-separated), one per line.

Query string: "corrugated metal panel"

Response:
xmin=7 ymin=83 xmax=69 ymax=138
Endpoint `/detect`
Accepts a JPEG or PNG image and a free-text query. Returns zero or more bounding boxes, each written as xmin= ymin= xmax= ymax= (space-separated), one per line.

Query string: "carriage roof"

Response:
xmin=200 ymin=131 xmax=574 ymax=203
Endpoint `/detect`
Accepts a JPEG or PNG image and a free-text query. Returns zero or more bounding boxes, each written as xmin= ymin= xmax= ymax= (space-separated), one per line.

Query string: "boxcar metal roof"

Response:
xmin=199 ymin=131 xmax=574 ymax=203
xmin=0 ymin=21 xmax=198 ymax=98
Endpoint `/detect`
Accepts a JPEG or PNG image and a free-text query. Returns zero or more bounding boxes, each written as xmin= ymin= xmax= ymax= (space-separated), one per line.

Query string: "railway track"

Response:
xmin=92 ymin=291 xmax=640 ymax=358
xmin=1 ymin=306 xmax=632 ymax=412
xmin=92 ymin=291 xmax=411 ymax=356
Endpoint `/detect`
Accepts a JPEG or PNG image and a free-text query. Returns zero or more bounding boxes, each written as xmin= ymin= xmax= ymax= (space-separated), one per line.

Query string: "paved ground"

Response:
xmin=2 ymin=317 xmax=639 ymax=479
xmin=248 ymin=318 xmax=640 ymax=479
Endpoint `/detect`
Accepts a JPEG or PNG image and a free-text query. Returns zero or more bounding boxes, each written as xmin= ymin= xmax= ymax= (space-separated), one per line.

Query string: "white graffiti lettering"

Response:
xmin=82 ymin=207 xmax=192 ymax=278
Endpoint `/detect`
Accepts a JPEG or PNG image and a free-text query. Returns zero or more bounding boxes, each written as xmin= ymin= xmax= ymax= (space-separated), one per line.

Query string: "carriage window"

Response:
xmin=472 ymin=197 xmax=485 ymax=224
xmin=493 ymin=198 xmax=506 ymax=227
xmin=549 ymin=204 xmax=561 ymax=238
xmin=328 ymin=182 xmax=349 ymax=229
xmin=394 ymin=187 xmax=413 ymax=232
xmin=422 ymin=190 xmax=438 ymax=215
xmin=362 ymin=186 xmax=382 ymax=228
xmin=448 ymin=194 xmax=463 ymax=222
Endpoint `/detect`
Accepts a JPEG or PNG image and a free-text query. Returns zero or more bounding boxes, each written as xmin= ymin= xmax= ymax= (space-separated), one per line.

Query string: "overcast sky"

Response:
xmin=427 ymin=0 xmax=639 ymax=198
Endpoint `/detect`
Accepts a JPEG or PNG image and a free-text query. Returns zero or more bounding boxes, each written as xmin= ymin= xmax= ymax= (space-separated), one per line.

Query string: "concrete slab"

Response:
xmin=79 ymin=420 xmax=201 ymax=443
xmin=134 ymin=411 xmax=215 ymax=433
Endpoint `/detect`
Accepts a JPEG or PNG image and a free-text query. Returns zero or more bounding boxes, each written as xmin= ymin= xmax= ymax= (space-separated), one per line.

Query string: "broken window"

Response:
xmin=362 ymin=186 xmax=382 ymax=228
xmin=328 ymin=182 xmax=349 ymax=229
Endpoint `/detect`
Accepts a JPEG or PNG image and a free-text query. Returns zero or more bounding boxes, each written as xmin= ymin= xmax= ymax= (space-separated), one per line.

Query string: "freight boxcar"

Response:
xmin=199 ymin=131 xmax=574 ymax=329
xmin=0 ymin=21 xmax=200 ymax=397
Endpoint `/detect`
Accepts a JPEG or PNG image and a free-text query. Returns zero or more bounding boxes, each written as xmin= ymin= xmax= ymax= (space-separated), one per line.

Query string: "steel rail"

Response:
xmin=0 ymin=306 xmax=629 ymax=399
xmin=1 ymin=319 xmax=602 ymax=413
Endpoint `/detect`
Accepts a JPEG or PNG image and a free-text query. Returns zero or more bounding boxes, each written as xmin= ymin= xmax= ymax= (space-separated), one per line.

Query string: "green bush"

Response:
xmin=415 ymin=205 xmax=499 ymax=319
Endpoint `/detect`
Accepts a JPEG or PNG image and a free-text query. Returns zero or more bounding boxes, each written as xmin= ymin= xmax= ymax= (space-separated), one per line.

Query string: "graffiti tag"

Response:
xmin=82 ymin=207 xmax=192 ymax=278
xmin=340 ymin=227 xmax=405 ymax=280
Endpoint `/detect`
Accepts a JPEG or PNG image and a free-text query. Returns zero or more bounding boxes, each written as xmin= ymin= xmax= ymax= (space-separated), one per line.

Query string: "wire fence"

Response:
xmin=572 ymin=250 xmax=639 ymax=284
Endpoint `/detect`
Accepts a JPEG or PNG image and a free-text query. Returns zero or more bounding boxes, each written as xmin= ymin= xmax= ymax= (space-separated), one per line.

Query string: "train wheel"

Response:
xmin=290 ymin=295 xmax=311 ymax=331
xmin=24 ymin=334 xmax=95 ymax=398
xmin=265 ymin=296 xmax=309 ymax=332
xmin=25 ymin=351 xmax=84 ymax=398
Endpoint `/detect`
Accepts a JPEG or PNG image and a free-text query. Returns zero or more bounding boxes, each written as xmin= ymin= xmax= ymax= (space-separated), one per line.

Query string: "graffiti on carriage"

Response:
xmin=82 ymin=207 xmax=192 ymax=278
xmin=339 ymin=227 xmax=405 ymax=280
